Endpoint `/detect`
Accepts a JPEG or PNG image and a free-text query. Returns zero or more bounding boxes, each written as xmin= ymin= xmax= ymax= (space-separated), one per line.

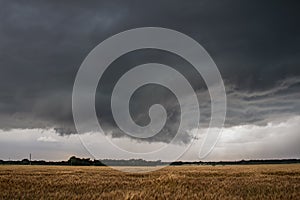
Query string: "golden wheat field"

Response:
xmin=0 ymin=164 xmax=299 ymax=200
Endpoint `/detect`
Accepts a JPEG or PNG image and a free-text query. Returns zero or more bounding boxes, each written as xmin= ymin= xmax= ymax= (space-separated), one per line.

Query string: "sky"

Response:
xmin=0 ymin=0 xmax=299 ymax=161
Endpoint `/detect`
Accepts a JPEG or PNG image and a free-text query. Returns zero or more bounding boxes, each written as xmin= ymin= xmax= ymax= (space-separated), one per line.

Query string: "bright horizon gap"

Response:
xmin=1 ymin=115 xmax=299 ymax=162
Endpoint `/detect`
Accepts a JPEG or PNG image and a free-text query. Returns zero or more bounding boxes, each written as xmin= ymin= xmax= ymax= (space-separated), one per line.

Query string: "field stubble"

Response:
xmin=0 ymin=164 xmax=299 ymax=199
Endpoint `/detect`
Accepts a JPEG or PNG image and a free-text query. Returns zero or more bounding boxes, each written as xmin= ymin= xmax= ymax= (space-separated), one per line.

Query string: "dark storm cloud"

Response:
xmin=0 ymin=0 xmax=300 ymax=142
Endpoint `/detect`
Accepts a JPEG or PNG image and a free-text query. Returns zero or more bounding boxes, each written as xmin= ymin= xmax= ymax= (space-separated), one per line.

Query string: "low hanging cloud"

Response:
xmin=0 ymin=115 xmax=299 ymax=161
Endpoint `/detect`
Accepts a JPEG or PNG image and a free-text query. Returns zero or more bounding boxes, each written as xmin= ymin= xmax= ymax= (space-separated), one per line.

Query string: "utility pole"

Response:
xmin=29 ymin=153 xmax=31 ymax=165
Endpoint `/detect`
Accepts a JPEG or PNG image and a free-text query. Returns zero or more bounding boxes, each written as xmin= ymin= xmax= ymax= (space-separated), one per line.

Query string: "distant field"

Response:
xmin=0 ymin=164 xmax=299 ymax=199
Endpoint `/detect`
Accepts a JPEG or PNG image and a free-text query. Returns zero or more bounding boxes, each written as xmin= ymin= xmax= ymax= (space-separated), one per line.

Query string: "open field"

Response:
xmin=0 ymin=164 xmax=299 ymax=200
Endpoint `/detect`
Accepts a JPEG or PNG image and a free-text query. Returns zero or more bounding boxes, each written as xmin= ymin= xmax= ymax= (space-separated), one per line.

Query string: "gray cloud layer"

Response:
xmin=0 ymin=0 xmax=300 ymax=143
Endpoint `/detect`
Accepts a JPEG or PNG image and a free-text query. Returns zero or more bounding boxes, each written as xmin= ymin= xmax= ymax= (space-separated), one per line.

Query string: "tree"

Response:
xmin=21 ymin=159 xmax=30 ymax=165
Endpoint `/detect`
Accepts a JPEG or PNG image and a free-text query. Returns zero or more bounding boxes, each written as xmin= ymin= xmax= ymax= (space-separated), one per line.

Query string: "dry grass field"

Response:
xmin=0 ymin=164 xmax=299 ymax=200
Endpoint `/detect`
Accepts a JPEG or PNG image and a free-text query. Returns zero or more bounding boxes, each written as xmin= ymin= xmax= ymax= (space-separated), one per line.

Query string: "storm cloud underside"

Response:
xmin=0 ymin=0 xmax=300 ymax=145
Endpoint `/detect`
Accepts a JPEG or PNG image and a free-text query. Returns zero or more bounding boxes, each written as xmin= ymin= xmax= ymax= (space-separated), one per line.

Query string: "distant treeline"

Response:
xmin=0 ymin=156 xmax=299 ymax=166
xmin=170 ymin=159 xmax=300 ymax=166
xmin=0 ymin=156 xmax=164 ymax=166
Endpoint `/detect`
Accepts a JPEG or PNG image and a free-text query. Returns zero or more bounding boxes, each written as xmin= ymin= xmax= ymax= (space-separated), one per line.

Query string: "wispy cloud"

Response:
xmin=37 ymin=136 xmax=58 ymax=143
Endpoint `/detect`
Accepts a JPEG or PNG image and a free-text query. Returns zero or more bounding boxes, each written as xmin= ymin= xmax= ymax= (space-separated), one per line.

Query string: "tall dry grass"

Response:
xmin=0 ymin=164 xmax=299 ymax=199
